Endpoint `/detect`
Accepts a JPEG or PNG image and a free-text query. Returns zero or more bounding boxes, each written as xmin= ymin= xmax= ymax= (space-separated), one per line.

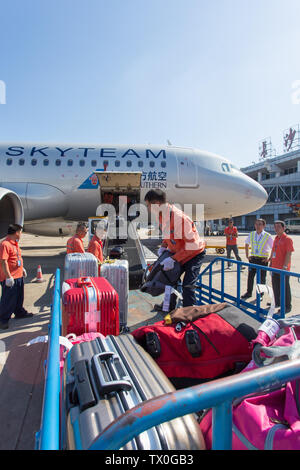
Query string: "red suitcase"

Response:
xmin=62 ymin=277 xmax=119 ymax=337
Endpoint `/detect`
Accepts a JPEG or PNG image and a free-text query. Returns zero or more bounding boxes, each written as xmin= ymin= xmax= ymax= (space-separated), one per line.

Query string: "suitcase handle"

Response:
xmin=77 ymin=277 xmax=93 ymax=287
xmin=91 ymin=352 xmax=132 ymax=395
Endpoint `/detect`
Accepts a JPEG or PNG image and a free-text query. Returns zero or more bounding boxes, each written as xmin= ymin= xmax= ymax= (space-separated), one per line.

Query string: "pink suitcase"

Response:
xmin=62 ymin=277 xmax=119 ymax=337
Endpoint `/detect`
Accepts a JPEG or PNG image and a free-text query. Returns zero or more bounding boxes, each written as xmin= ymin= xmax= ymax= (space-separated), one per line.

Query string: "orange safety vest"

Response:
xmin=159 ymin=204 xmax=205 ymax=265
xmin=87 ymin=235 xmax=103 ymax=263
xmin=66 ymin=235 xmax=85 ymax=254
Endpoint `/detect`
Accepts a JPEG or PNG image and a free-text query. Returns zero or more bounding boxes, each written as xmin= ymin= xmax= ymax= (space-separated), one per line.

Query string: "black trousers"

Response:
xmin=169 ymin=251 xmax=206 ymax=310
xmin=271 ymin=273 xmax=292 ymax=310
xmin=0 ymin=277 xmax=28 ymax=322
xmin=246 ymin=256 xmax=268 ymax=295
xmin=226 ymin=245 xmax=242 ymax=266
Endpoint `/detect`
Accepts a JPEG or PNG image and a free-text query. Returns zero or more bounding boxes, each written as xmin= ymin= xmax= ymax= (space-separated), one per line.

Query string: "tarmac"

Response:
xmin=0 ymin=231 xmax=299 ymax=450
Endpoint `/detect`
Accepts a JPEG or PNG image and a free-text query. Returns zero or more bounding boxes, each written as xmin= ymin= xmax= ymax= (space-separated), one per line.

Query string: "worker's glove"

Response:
xmin=5 ymin=277 xmax=15 ymax=288
xmin=157 ymin=246 xmax=167 ymax=257
xmin=23 ymin=268 xmax=27 ymax=278
xmin=160 ymin=257 xmax=175 ymax=271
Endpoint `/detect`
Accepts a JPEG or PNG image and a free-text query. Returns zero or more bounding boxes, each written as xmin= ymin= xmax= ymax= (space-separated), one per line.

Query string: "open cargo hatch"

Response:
xmin=94 ymin=171 xmax=142 ymax=194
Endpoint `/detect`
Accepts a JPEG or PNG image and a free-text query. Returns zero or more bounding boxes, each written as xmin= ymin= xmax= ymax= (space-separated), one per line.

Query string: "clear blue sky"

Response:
xmin=1 ymin=0 xmax=300 ymax=168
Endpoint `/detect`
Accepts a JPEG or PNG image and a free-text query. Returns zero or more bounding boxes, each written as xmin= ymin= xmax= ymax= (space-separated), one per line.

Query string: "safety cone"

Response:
xmin=36 ymin=265 xmax=45 ymax=283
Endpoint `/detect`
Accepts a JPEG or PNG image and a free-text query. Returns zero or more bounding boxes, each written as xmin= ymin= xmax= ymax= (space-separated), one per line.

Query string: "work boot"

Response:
xmin=15 ymin=312 xmax=34 ymax=319
xmin=241 ymin=292 xmax=251 ymax=299
xmin=153 ymin=303 xmax=163 ymax=312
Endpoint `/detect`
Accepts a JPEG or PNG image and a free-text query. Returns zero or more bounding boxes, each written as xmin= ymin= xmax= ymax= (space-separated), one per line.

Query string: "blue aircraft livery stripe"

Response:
xmin=78 ymin=169 xmax=104 ymax=189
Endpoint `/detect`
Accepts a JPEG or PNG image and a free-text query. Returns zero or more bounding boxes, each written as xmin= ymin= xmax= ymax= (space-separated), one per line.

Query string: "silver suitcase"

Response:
xmin=64 ymin=253 xmax=99 ymax=280
xmin=63 ymin=334 xmax=205 ymax=450
xmin=100 ymin=260 xmax=129 ymax=330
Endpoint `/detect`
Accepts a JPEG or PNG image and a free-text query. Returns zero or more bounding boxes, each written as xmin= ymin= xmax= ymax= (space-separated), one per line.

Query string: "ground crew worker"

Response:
xmin=269 ymin=220 xmax=294 ymax=314
xmin=224 ymin=219 xmax=243 ymax=269
xmin=103 ymin=192 xmax=113 ymax=204
xmin=0 ymin=224 xmax=33 ymax=329
xmin=87 ymin=222 xmax=105 ymax=266
xmin=145 ymin=189 xmax=206 ymax=308
xmin=241 ymin=219 xmax=273 ymax=299
xmin=66 ymin=222 xmax=87 ymax=254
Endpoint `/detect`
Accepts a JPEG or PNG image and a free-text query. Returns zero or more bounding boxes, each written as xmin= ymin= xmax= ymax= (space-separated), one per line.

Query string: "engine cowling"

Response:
xmin=0 ymin=188 xmax=24 ymax=238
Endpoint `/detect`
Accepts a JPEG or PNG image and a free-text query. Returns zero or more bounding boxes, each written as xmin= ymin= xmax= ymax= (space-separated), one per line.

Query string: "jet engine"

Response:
xmin=0 ymin=188 xmax=24 ymax=238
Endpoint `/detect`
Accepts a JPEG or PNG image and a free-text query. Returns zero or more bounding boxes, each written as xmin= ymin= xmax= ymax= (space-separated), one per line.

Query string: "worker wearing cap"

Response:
xmin=66 ymin=222 xmax=87 ymax=254
xmin=0 ymin=224 xmax=33 ymax=329
xmin=145 ymin=189 xmax=206 ymax=307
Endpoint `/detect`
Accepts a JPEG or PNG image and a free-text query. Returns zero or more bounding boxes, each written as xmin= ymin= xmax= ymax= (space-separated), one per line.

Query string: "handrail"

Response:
xmin=197 ymin=257 xmax=300 ymax=320
xmin=88 ymin=357 xmax=300 ymax=450
xmin=36 ymin=268 xmax=61 ymax=450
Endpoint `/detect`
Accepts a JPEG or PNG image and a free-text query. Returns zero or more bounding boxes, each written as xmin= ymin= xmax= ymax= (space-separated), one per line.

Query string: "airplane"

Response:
xmin=0 ymin=142 xmax=267 ymax=238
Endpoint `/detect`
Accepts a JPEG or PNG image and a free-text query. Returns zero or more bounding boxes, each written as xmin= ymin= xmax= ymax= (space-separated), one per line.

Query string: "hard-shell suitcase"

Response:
xmin=62 ymin=277 xmax=119 ymax=337
xmin=64 ymin=253 xmax=99 ymax=280
xmin=100 ymin=260 xmax=129 ymax=330
xmin=62 ymin=334 xmax=205 ymax=450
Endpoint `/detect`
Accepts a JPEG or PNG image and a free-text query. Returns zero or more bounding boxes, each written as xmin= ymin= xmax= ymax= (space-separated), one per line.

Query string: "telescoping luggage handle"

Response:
xmin=77 ymin=277 xmax=94 ymax=287
xmin=91 ymin=352 xmax=132 ymax=396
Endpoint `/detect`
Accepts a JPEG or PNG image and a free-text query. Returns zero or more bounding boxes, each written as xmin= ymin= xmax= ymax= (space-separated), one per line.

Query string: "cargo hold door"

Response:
xmin=94 ymin=171 xmax=142 ymax=194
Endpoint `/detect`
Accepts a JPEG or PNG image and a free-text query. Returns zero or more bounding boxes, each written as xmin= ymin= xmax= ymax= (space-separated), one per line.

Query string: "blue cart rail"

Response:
xmin=35 ymin=268 xmax=62 ymax=450
xmin=37 ymin=267 xmax=300 ymax=450
xmin=196 ymin=257 xmax=300 ymax=321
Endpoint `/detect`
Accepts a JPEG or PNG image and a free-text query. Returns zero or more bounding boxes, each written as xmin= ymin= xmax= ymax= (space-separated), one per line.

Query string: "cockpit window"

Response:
xmin=221 ymin=162 xmax=230 ymax=172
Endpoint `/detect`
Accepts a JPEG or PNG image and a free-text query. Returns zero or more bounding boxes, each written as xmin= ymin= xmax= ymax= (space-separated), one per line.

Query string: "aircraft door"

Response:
xmin=175 ymin=150 xmax=199 ymax=188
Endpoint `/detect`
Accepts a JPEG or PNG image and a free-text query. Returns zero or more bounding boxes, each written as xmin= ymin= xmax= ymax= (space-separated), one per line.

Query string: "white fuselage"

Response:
xmin=0 ymin=142 xmax=267 ymax=236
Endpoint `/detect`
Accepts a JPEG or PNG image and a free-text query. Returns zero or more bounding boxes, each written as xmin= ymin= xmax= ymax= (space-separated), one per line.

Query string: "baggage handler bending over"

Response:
xmin=0 ymin=224 xmax=33 ymax=330
xmin=269 ymin=220 xmax=294 ymax=314
xmin=241 ymin=219 xmax=273 ymax=300
xmin=66 ymin=222 xmax=87 ymax=254
xmin=145 ymin=189 xmax=206 ymax=307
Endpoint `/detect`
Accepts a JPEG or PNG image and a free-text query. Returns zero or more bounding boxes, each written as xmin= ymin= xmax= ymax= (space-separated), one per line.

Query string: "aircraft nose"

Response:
xmin=238 ymin=174 xmax=268 ymax=212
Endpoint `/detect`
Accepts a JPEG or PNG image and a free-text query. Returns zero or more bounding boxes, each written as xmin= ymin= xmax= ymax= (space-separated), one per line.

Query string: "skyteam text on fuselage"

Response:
xmin=0 ymin=142 xmax=267 ymax=237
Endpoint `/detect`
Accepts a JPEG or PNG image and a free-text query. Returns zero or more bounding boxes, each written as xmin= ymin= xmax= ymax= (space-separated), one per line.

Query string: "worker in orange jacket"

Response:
xmin=145 ymin=189 xmax=206 ymax=307
xmin=66 ymin=222 xmax=87 ymax=254
xmin=87 ymin=222 xmax=105 ymax=266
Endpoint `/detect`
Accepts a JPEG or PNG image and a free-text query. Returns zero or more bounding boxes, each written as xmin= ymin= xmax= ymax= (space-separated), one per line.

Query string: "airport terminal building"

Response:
xmin=235 ymin=126 xmax=300 ymax=232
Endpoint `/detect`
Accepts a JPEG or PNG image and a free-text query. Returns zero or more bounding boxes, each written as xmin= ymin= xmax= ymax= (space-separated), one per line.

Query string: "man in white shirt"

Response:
xmin=241 ymin=219 xmax=273 ymax=299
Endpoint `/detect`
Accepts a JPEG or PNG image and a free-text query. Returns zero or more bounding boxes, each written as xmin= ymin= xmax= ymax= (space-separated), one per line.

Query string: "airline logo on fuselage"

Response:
xmin=4 ymin=146 xmax=167 ymax=159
